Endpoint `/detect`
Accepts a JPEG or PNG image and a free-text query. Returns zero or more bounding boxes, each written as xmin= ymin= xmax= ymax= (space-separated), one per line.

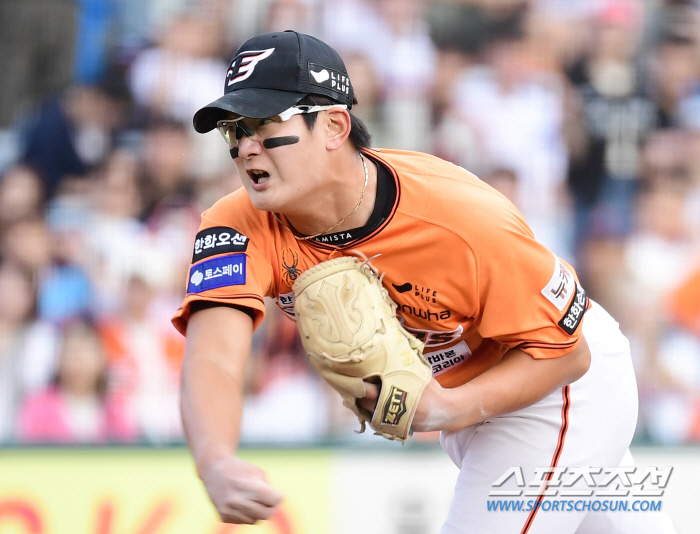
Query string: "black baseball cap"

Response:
xmin=193 ymin=30 xmax=356 ymax=133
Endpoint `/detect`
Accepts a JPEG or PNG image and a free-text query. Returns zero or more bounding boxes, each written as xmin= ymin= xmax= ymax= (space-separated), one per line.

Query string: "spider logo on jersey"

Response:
xmin=281 ymin=248 xmax=302 ymax=285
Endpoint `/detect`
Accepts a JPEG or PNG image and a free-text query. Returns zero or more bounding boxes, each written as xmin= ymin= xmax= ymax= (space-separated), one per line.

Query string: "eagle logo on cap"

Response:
xmin=227 ymin=48 xmax=275 ymax=86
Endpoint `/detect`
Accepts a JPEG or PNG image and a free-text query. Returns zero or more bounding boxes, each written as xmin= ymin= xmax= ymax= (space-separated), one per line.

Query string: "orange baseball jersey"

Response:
xmin=172 ymin=148 xmax=588 ymax=388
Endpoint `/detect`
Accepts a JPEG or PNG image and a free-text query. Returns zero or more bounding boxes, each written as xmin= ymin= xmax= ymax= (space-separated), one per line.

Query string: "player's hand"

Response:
xmin=359 ymin=378 xmax=450 ymax=433
xmin=358 ymin=381 xmax=380 ymax=414
xmin=199 ymin=455 xmax=284 ymax=524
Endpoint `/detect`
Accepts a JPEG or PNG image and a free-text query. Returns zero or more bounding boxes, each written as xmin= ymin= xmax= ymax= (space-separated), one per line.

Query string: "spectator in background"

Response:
xmin=668 ymin=263 xmax=700 ymax=347
xmin=17 ymin=319 xmax=135 ymax=444
xmin=239 ymin=304 xmax=331 ymax=444
xmin=620 ymin=129 xmax=700 ymax=444
xmin=0 ymin=218 xmax=53 ymax=276
xmin=100 ymin=275 xmax=184 ymax=443
xmin=427 ymin=43 xmax=473 ymax=131
xmin=21 ymin=75 xmax=132 ymax=200
xmin=527 ymin=0 xmax=599 ymax=75
xmin=669 ymin=263 xmax=700 ymax=443
xmin=0 ymin=163 xmax=54 ymax=303
xmin=483 ymin=167 xmax=519 ymax=205
xmin=263 ymin=0 xmax=317 ymax=35
xmin=322 ymin=0 xmax=437 ymax=151
xmin=446 ymin=27 xmax=571 ymax=258
xmin=81 ymin=148 xmax=151 ymax=315
xmin=565 ymin=0 xmax=658 ymax=274
xmin=128 ymin=11 xmax=226 ymax=125
xmin=425 ymin=0 xmax=491 ymax=60
xmin=0 ymin=164 xmax=46 ymax=234
xmin=128 ymin=10 xmax=231 ymax=181
xmin=343 ymin=52 xmax=392 ymax=149
xmin=138 ymin=119 xmax=197 ymax=222
xmin=73 ymin=0 xmax=115 ymax=85
xmin=36 ymin=197 xmax=95 ymax=326
xmin=67 ymin=144 xmax=186 ymax=316
xmin=429 ymin=1 xmax=536 ymax=177
xmin=0 ymin=261 xmax=59 ymax=443
xmin=143 ymin=184 xmax=202 ymax=306
xmin=0 ymin=0 xmax=77 ymax=170
xmin=652 ymin=32 xmax=700 ymax=129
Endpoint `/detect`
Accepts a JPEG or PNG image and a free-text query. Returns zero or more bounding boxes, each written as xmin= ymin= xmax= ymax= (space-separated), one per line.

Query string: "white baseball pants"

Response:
xmin=439 ymin=301 xmax=678 ymax=534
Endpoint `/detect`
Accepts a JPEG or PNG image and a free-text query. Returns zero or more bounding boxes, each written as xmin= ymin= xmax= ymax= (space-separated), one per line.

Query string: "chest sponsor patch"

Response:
xmin=398 ymin=316 xmax=464 ymax=348
xmin=277 ymin=291 xmax=295 ymax=319
xmin=187 ymin=254 xmax=246 ymax=293
xmin=424 ymin=341 xmax=472 ymax=377
xmin=559 ymin=283 xmax=588 ymax=335
xmin=541 ymin=256 xmax=576 ymax=311
xmin=192 ymin=227 xmax=249 ymax=262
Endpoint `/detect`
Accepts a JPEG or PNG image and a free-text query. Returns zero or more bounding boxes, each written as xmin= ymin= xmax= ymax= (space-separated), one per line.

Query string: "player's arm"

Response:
xmin=181 ymin=304 xmax=283 ymax=524
xmin=413 ymin=339 xmax=591 ymax=432
xmin=360 ymin=339 xmax=590 ymax=433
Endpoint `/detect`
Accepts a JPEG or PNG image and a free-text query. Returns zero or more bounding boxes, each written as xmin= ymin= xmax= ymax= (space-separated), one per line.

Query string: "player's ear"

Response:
xmin=325 ymin=108 xmax=351 ymax=151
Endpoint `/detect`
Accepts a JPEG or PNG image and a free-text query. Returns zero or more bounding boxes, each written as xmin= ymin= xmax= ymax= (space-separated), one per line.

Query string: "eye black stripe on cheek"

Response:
xmin=229 ymin=147 xmax=239 ymax=159
xmin=262 ymin=136 xmax=300 ymax=149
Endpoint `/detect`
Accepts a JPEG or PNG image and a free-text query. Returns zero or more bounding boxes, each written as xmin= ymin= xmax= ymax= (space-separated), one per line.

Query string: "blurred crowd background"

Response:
xmin=1 ymin=0 xmax=700 ymax=447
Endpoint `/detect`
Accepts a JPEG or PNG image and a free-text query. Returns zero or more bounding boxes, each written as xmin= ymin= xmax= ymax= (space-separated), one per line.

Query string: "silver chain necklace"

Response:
xmin=272 ymin=154 xmax=369 ymax=241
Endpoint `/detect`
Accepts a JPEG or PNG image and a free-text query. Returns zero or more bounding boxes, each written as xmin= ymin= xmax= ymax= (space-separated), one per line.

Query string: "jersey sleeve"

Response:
xmin=468 ymin=193 xmax=586 ymax=360
xmin=171 ymin=207 xmax=275 ymax=335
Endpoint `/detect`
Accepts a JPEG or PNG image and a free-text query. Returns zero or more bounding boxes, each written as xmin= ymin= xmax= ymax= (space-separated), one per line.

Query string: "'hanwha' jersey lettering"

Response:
xmin=173 ymin=149 xmax=587 ymax=388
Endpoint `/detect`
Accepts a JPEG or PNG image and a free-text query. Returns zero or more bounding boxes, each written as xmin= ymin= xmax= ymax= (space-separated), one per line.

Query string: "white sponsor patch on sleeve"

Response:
xmin=541 ymin=256 xmax=575 ymax=311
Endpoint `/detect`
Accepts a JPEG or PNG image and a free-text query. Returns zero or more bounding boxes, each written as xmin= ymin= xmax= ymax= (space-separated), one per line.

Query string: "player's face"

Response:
xmin=219 ymin=105 xmax=345 ymax=214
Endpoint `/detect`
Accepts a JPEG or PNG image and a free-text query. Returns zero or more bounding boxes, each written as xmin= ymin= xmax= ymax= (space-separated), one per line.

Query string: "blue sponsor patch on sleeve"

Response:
xmin=187 ymin=254 xmax=246 ymax=293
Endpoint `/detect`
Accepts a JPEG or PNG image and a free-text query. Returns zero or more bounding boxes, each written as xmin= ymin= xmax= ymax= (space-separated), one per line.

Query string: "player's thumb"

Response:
xmin=358 ymin=380 xmax=380 ymax=412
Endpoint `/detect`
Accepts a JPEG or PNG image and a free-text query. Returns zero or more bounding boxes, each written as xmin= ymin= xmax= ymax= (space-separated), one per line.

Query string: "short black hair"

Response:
xmin=297 ymin=95 xmax=372 ymax=150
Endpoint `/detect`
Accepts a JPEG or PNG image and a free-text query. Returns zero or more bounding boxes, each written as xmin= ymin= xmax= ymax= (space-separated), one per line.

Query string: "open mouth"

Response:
xmin=249 ymin=169 xmax=270 ymax=184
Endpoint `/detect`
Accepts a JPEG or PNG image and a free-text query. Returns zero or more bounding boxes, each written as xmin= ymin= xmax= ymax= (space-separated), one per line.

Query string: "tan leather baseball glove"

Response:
xmin=292 ymin=255 xmax=432 ymax=442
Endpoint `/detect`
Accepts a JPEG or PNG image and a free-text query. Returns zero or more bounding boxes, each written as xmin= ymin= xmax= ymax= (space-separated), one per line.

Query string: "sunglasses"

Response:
xmin=216 ymin=104 xmax=347 ymax=145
